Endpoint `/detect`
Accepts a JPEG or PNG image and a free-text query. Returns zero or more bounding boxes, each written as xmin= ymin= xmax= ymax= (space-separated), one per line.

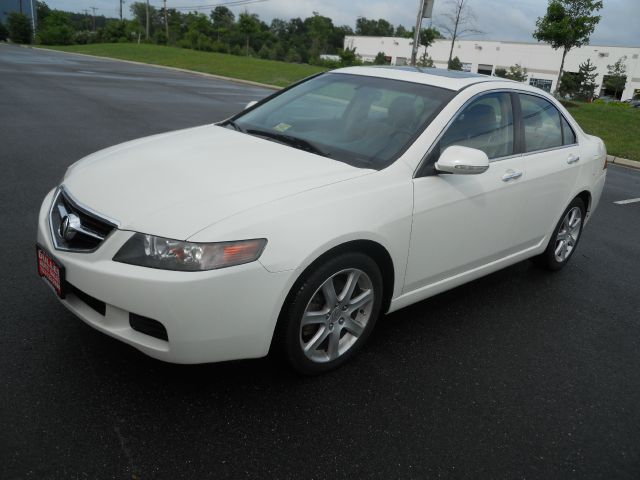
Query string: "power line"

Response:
xmin=157 ymin=0 xmax=268 ymax=11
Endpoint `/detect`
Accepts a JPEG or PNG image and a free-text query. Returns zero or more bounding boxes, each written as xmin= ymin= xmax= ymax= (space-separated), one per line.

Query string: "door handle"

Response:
xmin=567 ymin=154 xmax=580 ymax=164
xmin=502 ymin=169 xmax=523 ymax=181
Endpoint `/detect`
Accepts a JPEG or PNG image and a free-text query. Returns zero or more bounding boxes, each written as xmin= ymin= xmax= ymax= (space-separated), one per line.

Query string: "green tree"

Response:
xmin=307 ymin=12 xmax=332 ymax=60
xmin=0 ymin=22 xmax=8 ymax=41
xmin=448 ymin=56 xmax=463 ymax=71
xmin=604 ymin=56 xmax=627 ymax=99
xmin=210 ymin=6 xmax=234 ymax=41
xmin=7 ymin=12 xmax=33 ymax=44
xmin=558 ymin=71 xmax=579 ymax=97
xmin=505 ymin=64 xmax=528 ymax=82
xmin=130 ymin=1 xmax=161 ymax=40
xmin=409 ymin=26 xmax=442 ymax=48
xmin=38 ymin=10 xmax=74 ymax=45
xmin=494 ymin=67 xmax=507 ymax=78
xmin=36 ymin=1 xmax=51 ymax=22
xmin=238 ymin=12 xmax=259 ymax=56
xmin=373 ymin=51 xmax=387 ymax=65
xmin=395 ymin=25 xmax=410 ymax=38
xmin=533 ymin=0 xmax=603 ymax=95
xmin=355 ymin=17 xmax=394 ymax=36
xmin=417 ymin=51 xmax=434 ymax=67
xmin=575 ymin=58 xmax=597 ymax=101
xmin=339 ymin=47 xmax=359 ymax=66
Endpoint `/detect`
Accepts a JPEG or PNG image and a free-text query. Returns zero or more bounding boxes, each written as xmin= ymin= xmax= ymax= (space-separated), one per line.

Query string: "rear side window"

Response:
xmin=561 ymin=116 xmax=576 ymax=145
xmin=440 ymin=92 xmax=514 ymax=159
xmin=519 ymin=94 xmax=563 ymax=152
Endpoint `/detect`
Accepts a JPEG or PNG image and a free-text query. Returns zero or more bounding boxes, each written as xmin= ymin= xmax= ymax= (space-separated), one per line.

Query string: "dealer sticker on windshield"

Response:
xmin=273 ymin=123 xmax=292 ymax=132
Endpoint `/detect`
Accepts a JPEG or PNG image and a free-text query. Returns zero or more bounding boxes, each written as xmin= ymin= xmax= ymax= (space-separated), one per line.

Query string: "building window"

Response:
xmin=461 ymin=62 xmax=472 ymax=72
xmin=529 ymin=78 xmax=553 ymax=93
xmin=477 ymin=64 xmax=493 ymax=75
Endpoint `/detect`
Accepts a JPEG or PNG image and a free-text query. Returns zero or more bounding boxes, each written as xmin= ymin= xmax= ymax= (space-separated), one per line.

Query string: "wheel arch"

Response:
xmin=575 ymin=190 xmax=592 ymax=216
xmin=270 ymin=239 xmax=395 ymax=353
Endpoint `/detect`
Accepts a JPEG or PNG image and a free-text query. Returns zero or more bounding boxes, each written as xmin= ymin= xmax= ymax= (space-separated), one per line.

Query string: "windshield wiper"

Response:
xmin=225 ymin=120 xmax=245 ymax=133
xmin=246 ymin=129 xmax=331 ymax=158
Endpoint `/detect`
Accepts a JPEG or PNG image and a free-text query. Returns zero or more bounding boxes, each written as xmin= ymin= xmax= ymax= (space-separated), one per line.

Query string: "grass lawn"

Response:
xmin=566 ymin=102 xmax=640 ymax=161
xmin=41 ymin=43 xmax=327 ymax=88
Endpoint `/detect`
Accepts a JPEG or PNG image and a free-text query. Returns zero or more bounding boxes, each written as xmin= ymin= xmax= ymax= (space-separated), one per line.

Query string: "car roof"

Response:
xmin=333 ymin=65 xmax=509 ymax=91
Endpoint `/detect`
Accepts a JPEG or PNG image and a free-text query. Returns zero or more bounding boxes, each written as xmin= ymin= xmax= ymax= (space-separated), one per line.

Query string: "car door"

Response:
xmin=404 ymin=91 xmax=529 ymax=294
xmin=515 ymin=93 xmax=582 ymax=247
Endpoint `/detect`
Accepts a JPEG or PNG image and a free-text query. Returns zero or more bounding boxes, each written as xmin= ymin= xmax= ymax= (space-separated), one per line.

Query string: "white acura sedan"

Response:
xmin=37 ymin=66 xmax=607 ymax=374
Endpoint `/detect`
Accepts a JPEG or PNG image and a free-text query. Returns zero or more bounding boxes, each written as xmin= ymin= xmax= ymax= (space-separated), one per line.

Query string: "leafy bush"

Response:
xmin=73 ymin=30 xmax=98 ymax=44
xmin=448 ymin=56 xmax=463 ymax=71
xmin=38 ymin=11 xmax=74 ymax=45
xmin=7 ymin=12 xmax=32 ymax=44
xmin=0 ymin=21 xmax=8 ymax=41
xmin=373 ymin=52 xmax=387 ymax=65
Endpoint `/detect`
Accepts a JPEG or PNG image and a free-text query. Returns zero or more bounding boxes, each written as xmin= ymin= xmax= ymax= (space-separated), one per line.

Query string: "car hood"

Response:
xmin=63 ymin=125 xmax=371 ymax=240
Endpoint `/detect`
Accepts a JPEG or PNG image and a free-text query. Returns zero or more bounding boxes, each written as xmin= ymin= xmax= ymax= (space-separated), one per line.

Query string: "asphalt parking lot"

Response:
xmin=2 ymin=44 xmax=640 ymax=479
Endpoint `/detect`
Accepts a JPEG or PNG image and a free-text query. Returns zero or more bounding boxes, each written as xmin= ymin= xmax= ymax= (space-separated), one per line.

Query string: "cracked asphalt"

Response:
xmin=2 ymin=45 xmax=640 ymax=479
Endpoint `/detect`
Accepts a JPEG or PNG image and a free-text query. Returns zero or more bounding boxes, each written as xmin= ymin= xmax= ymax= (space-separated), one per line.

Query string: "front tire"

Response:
xmin=533 ymin=197 xmax=586 ymax=271
xmin=279 ymin=252 xmax=383 ymax=375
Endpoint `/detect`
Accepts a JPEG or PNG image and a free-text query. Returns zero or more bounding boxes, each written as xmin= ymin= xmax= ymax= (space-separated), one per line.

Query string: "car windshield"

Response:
xmin=227 ymin=72 xmax=454 ymax=169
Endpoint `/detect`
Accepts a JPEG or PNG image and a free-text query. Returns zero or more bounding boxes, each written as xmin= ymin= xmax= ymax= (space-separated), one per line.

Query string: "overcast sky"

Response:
xmin=50 ymin=0 xmax=640 ymax=47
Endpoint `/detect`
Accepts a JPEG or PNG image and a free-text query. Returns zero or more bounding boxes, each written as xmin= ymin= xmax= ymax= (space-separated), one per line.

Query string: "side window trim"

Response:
xmin=511 ymin=92 xmax=524 ymax=155
xmin=415 ymin=88 xmax=518 ymax=177
xmin=517 ymin=92 xmax=579 ymax=155
xmin=560 ymin=115 xmax=577 ymax=146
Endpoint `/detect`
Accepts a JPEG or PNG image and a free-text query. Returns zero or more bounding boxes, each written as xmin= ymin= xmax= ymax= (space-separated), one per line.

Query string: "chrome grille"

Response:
xmin=49 ymin=187 xmax=117 ymax=252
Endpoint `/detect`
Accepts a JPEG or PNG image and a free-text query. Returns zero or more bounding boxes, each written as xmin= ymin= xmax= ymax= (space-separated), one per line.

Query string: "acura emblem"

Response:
xmin=60 ymin=213 xmax=81 ymax=241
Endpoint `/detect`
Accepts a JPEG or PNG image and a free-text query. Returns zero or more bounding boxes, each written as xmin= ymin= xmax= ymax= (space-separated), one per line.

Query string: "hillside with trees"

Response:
xmin=2 ymin=1 xmax=441 ymax=68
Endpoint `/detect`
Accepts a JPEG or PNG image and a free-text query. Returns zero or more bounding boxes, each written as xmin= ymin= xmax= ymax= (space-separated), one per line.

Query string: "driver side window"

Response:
xmin=440 ymin=92 xmax=515 ymax=160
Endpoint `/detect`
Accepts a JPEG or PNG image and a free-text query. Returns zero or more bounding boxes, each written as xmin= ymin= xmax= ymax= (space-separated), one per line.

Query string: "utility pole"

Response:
xmin=145 ymin=0 xmax=150 ymax=40
xmin=119 ymin=0 xmax=123 ymax=21
xmin=90 ymin=6 xmax=98 ymax=31
xmin=163 ymin=0 xmax=169 ymax=41
xmin=29 ymin=0 xmax=36 ymax=40
xmin=411 ymin=0 xmax=425 ymax=66
xmin=411 ymin=0 xmax=435 ymax=66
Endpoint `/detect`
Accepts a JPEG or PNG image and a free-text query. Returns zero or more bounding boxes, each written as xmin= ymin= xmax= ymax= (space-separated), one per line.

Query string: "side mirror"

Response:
xmin=244 ymin=100 xmax=258 ymax=110
xmin=435 ymin=146 xmax=489 ymax=175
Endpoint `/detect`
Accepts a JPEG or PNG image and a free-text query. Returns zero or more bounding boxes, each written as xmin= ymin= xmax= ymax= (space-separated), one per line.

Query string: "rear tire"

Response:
xmin=533 ymin=197 xmax=586 ymax=271
xmin=279 ymin=252 xmax=383 ymax=375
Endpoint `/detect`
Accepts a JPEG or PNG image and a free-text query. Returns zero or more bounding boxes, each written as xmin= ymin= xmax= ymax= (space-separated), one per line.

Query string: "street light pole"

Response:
xmin=29 ymin=0 xmax=36 ymax=41
xmin=164 ymin=0 xmax=169 ymax=41
xmin=145 ymin=0 xmax=150 ymax=40
xmin=411 ymin=0 xmax=425 ymax=66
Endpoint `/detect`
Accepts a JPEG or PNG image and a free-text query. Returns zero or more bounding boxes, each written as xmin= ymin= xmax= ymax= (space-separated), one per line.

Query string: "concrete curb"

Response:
xmin=32 ymin=45 xmax=282 ymax=91
xmin=607 ymin=155 xmax=639 ymax=169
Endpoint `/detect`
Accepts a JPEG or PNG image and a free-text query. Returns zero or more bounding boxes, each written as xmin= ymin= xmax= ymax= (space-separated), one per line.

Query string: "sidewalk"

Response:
xmin=608 ymin=155 xmax=639 ymax=169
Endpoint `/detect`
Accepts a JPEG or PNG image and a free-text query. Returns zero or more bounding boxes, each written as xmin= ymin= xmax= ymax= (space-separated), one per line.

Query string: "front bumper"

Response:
xmin=37 ymin=189 xmax=293 ymax=364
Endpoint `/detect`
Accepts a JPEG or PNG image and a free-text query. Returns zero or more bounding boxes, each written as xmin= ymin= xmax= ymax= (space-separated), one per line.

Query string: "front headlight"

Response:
xmin=113 ymin=234 xmax=267 ymax=271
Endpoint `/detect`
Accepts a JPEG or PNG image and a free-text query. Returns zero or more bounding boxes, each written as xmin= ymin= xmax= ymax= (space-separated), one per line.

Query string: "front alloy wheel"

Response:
xmin=300 ymin=268 xmax=374 ymax=363
xmin=280 ymin=252 xmax=383 ymax=374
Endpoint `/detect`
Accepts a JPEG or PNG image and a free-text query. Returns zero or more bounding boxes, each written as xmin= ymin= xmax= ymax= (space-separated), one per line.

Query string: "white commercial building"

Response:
xmin=344 ymin=36 xmax=640 ymax=100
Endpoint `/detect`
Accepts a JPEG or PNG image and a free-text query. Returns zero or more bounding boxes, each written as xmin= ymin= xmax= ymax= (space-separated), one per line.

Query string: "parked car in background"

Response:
xmin=37 ymin=67 xmax=607 ymax=374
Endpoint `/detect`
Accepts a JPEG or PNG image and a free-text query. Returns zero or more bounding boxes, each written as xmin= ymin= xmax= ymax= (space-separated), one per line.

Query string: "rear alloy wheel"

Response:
xmin=534 ymin=197 xmax=585 ymax=271
xmin=281 ymin=252 xmax=383 ymax=374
